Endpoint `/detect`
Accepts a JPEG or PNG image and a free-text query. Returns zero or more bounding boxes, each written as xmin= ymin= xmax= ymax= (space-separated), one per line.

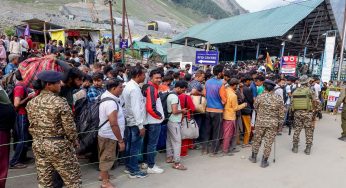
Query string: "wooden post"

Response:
xmin=121 ymin=0 xmax=126 ymax=64
xmin=109 ymin=0 xmax=116 ymax=61
xmin=44 ymin=22 xmax=47 ymax=54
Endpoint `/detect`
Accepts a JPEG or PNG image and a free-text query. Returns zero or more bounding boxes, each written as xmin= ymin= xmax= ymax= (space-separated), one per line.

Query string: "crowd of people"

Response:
xmin=1 ymin=34 xmax=346 ymax=188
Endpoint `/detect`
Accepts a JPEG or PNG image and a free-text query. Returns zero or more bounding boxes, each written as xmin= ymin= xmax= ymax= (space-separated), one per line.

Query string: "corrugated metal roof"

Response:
xmin=171 ymin=0 xmax=324 ymax=45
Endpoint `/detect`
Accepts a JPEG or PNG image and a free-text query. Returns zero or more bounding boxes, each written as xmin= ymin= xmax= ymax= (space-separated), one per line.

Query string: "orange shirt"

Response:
xmin=223 ymin=87 xmax=246 ymax=120
xmin=159 ymin=84 xmax=170 ymax=92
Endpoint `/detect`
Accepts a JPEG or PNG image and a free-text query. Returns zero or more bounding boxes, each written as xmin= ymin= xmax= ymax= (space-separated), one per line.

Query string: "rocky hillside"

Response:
xmin=0 ymin=0 xmax=247 ymax=35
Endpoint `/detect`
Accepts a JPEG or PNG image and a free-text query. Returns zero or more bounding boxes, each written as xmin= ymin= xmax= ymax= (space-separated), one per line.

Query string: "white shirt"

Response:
xmin=98 ymin=90 xmax=125 ymax=140
xmin=274 ymin=85 xmax=284 ymax=100
xmin=314 ymin=83 xmax=321 ymax=99
xmin=20 ymin=39 xmax=28 ymax=52
xmin=285 ymin=84 xmax=296 ymax=105
xmin=122 ymin=79 xmax=146 ymax=129
xmin=9 ymin=41 xmax=21 ymax=54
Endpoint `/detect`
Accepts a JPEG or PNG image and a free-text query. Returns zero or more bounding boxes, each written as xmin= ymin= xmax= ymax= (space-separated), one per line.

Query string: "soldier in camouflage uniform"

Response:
xmin=333 ymin=83 xmax=346 ymax=141
xmin=291 ymin=75 xmax=319 ymax=155
xmin=249 ymin=80 xmax=285 ymax=168
xmin=26 ymin=71 xmax=82 ymax=188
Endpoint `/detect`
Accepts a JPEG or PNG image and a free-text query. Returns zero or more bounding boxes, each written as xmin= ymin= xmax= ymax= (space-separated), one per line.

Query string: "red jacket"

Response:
xmin=145 ymin=81 xmax=162 ymax=120
xmin=179 ymin=94 xmax=195 ymax=120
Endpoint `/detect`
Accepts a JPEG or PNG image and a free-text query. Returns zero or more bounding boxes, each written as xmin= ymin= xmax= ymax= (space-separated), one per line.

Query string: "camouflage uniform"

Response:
xmin=292 ymin=85 xmax=318 ymax=147
xmin=26 ymin=90 xmax=82 ymax=188
xmin=334 ymin=87 xmax=346 ymax=138
xmin=252 ymin=92 xmax=285 ymax=158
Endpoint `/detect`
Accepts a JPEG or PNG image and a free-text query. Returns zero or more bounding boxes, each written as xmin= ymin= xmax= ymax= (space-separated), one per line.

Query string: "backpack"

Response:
xmin=74 ymin=96 xmax=119 ymax=154
xmin=159 ymin=91 xmax=177 ymax=124
xmin=1 ymin=70 xmax=18 ymax=102
xmin=291 ymin=87 xmax=312 ymax=111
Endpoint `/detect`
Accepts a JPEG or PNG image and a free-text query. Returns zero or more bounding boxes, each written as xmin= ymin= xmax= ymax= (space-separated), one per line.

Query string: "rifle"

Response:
xmin=286 ymin=105 xmax=294 ymax=135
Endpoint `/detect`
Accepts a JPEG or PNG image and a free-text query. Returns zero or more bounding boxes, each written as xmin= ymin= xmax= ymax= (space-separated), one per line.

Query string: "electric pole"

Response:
xmin=337 ymin=4 xmax=346 ymax=80
xmin=106 ymin=0 xmax=116 ymax=59
xmin=121 ymin=0 xmax=126 ymax=64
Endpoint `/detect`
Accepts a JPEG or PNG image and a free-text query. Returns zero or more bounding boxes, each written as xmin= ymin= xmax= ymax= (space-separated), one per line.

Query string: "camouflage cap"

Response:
xmin=299 ymin=75 xmax=309 ymax=84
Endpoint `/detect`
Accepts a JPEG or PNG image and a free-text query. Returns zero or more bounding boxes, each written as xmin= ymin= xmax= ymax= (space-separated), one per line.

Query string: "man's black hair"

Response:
xmin=149 ymin=69 xmax=163 ymax=78
xmin=264 ymin=82 xmax=275 ymax=92
xmin=83 ymin=75 xmax=92 ymax=82
xmin=63 ymin=67 xmax=84 ymax=82
xmin=175 ymin=80 xmax=188 ymax=89
xmin=184 ymin=73 xmax=192 ymax=82
xmin=92 ymin=72 xmax=104 ymax=81
xmin=243 ymin=75 xmax=252 ymax=82
xmin=162 ymin=74 xmax=173 ymax=82
xmin=106 ymin=79 xmax=123 ymax=91
xmin=129 ymin=66 xmax=144 ymax=79
xmin=255 ymin=75 xmax=265 ymax=82
xmin=212 ymin=65 xmax=224 ymax=76
xmin=103 ymin=65 xmax=113 ymax=75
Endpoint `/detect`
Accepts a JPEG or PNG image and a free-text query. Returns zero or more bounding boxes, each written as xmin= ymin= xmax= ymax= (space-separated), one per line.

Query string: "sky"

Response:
xmin=236 ymin=0 xmax=289 ymax=12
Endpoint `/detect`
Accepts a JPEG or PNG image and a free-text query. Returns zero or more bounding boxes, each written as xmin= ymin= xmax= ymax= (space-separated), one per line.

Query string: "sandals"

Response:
xmin=172 ymin=163 xmax=187 ymax=170
xmin=166 ymin=157 xmax=174 ymax=163
xmin=10 ymin=163 xmax=27 ymax=169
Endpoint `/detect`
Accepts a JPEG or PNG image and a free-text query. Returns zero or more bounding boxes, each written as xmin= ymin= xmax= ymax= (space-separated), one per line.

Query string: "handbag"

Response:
xmin=191 ymin=95 xmax=206 ymax=113
xmin=180 ymin=95 xmax=199 ymax=139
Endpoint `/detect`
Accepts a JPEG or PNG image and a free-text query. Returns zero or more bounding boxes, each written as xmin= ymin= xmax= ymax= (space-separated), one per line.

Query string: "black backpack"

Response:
xmin=159 ymin=91 xmax=178 ymax=124
xmin=74 ymin=96 xmax=119 ymax=154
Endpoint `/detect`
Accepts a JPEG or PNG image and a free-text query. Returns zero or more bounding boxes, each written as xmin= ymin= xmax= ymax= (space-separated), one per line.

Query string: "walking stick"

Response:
xmin=273 ymin=136 xmax=276 ymax=163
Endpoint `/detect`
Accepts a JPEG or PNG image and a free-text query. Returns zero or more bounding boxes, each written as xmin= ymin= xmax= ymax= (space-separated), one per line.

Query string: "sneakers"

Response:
xmin=123 ymin=169 xmax=130 ymax=174
xmin=128 ymin=171 xmax=148 ymax=179
xmin=147 ymin=165 xmax=164 ymax=174
xmin=140 ymin=163 xmax=148 ymax=170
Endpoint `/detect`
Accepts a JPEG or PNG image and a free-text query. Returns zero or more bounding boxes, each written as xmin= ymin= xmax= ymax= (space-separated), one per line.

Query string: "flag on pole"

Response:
xmin=24 ymin=25 xmax=30 ymax=36
xmin=266 ymin=52 xmax=274 ymax=71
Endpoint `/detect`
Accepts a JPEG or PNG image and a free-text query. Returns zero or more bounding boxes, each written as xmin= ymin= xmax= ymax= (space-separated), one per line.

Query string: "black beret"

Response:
xmin=37 ymin=71 xmax=63 ymax=82
xmin=264 ymin=79 xmax=276 ymax=87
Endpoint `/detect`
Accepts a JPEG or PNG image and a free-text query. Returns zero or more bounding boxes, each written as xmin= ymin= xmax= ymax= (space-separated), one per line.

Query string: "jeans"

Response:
xmin=143 ymin=123 xmax=161 ymax=168
xmin=125 ymin=126 xmax=142 ymax=173
xmin=203 ymin=112 xmax=223 ymax=154
xmin=10 ymin=114 xmax=29 ymax=166
xmin=89 ymin=51 xmax=95 ymax=65
xmin=194 ymin=114 xmax=206 ymax=144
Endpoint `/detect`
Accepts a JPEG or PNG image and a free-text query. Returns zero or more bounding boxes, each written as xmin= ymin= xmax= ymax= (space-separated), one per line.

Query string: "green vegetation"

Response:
xmin=4 ymin=27 xmax=15 ymax=36
xmin=171 ymin=0 xmax=230 ymax=19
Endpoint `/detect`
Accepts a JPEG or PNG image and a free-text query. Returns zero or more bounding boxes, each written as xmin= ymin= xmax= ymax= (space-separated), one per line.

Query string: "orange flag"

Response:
xmin=266 ymin=52 xmax=274 ymax=71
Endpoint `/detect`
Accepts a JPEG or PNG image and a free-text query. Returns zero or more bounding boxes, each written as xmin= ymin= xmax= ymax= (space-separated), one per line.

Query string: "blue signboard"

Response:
xmin=195 ymin=51 xmax=219 ymax=65
xmin=120 ymin=39 xmax=128 ymax=49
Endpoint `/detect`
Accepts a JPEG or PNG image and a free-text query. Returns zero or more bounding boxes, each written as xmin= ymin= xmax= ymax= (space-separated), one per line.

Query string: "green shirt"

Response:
xmin=167 ymin=93 xmax=182 ymax=123
xmin=257 ymin=85 xmax=265 ymax=95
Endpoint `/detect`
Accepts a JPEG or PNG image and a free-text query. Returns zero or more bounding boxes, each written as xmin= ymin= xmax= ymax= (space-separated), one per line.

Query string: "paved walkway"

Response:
xmin=7 ymin=113 xmax=346 ymax=188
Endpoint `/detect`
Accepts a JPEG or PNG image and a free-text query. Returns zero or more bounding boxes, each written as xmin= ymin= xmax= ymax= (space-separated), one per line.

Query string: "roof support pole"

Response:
xmin=234 ymin=45 xmax=238 ymax=64
xmin=337 ymin=4 xmax=346 ymax=80
xmin=185 ymin=38 xmax=188 ymax=46
xmin=256 ymin=43 xmax=260 ymax=59
xmin=303 ymin=46 xmax=307 ymax=64
xmin=43 ymin=21 xmax=47 ymax=54
xmin=281 ymin=42 xmax=285 ymax=58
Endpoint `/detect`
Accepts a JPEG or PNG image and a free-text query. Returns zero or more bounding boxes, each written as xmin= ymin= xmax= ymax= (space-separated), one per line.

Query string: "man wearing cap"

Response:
xmin=291 ymin=75 xmax=318 ymax=155
xmin=26 ymin=71 xmax=82 ymax=187
xmin=249 ymin=79 xmax=284 ymax=168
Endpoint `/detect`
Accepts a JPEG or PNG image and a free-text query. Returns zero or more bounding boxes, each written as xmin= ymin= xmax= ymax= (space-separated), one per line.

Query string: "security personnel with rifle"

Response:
xmin=291 ymin=75 xmax=319 ymax=155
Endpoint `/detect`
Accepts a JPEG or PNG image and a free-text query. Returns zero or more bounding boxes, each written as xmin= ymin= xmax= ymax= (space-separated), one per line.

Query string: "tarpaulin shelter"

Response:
xmin=15 ymin=18 xmax=64 ymax=48
xmin=48 ymin=28 xmax=101 ymax=46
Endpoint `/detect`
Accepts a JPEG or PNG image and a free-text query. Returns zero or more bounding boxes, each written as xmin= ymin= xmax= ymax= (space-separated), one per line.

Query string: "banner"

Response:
xmin=281 ymin=56 xmax=297 ymax=75
xmin=326 ymin=90 xmax=343 ymax=110
xmin=321 ymin=35 xmax=336 ymax=82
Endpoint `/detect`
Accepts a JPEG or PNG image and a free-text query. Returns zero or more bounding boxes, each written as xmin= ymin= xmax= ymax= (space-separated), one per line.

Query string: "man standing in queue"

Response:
xmin=249 ymin=79 xmax=284 ymax=168
xmin=26 ymin=71 xmax=82 ymax=188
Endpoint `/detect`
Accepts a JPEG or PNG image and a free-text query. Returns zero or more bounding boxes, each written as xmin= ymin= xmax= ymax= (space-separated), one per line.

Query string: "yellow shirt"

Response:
xmin=223 ymin=88 xmax=246 ymax=120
